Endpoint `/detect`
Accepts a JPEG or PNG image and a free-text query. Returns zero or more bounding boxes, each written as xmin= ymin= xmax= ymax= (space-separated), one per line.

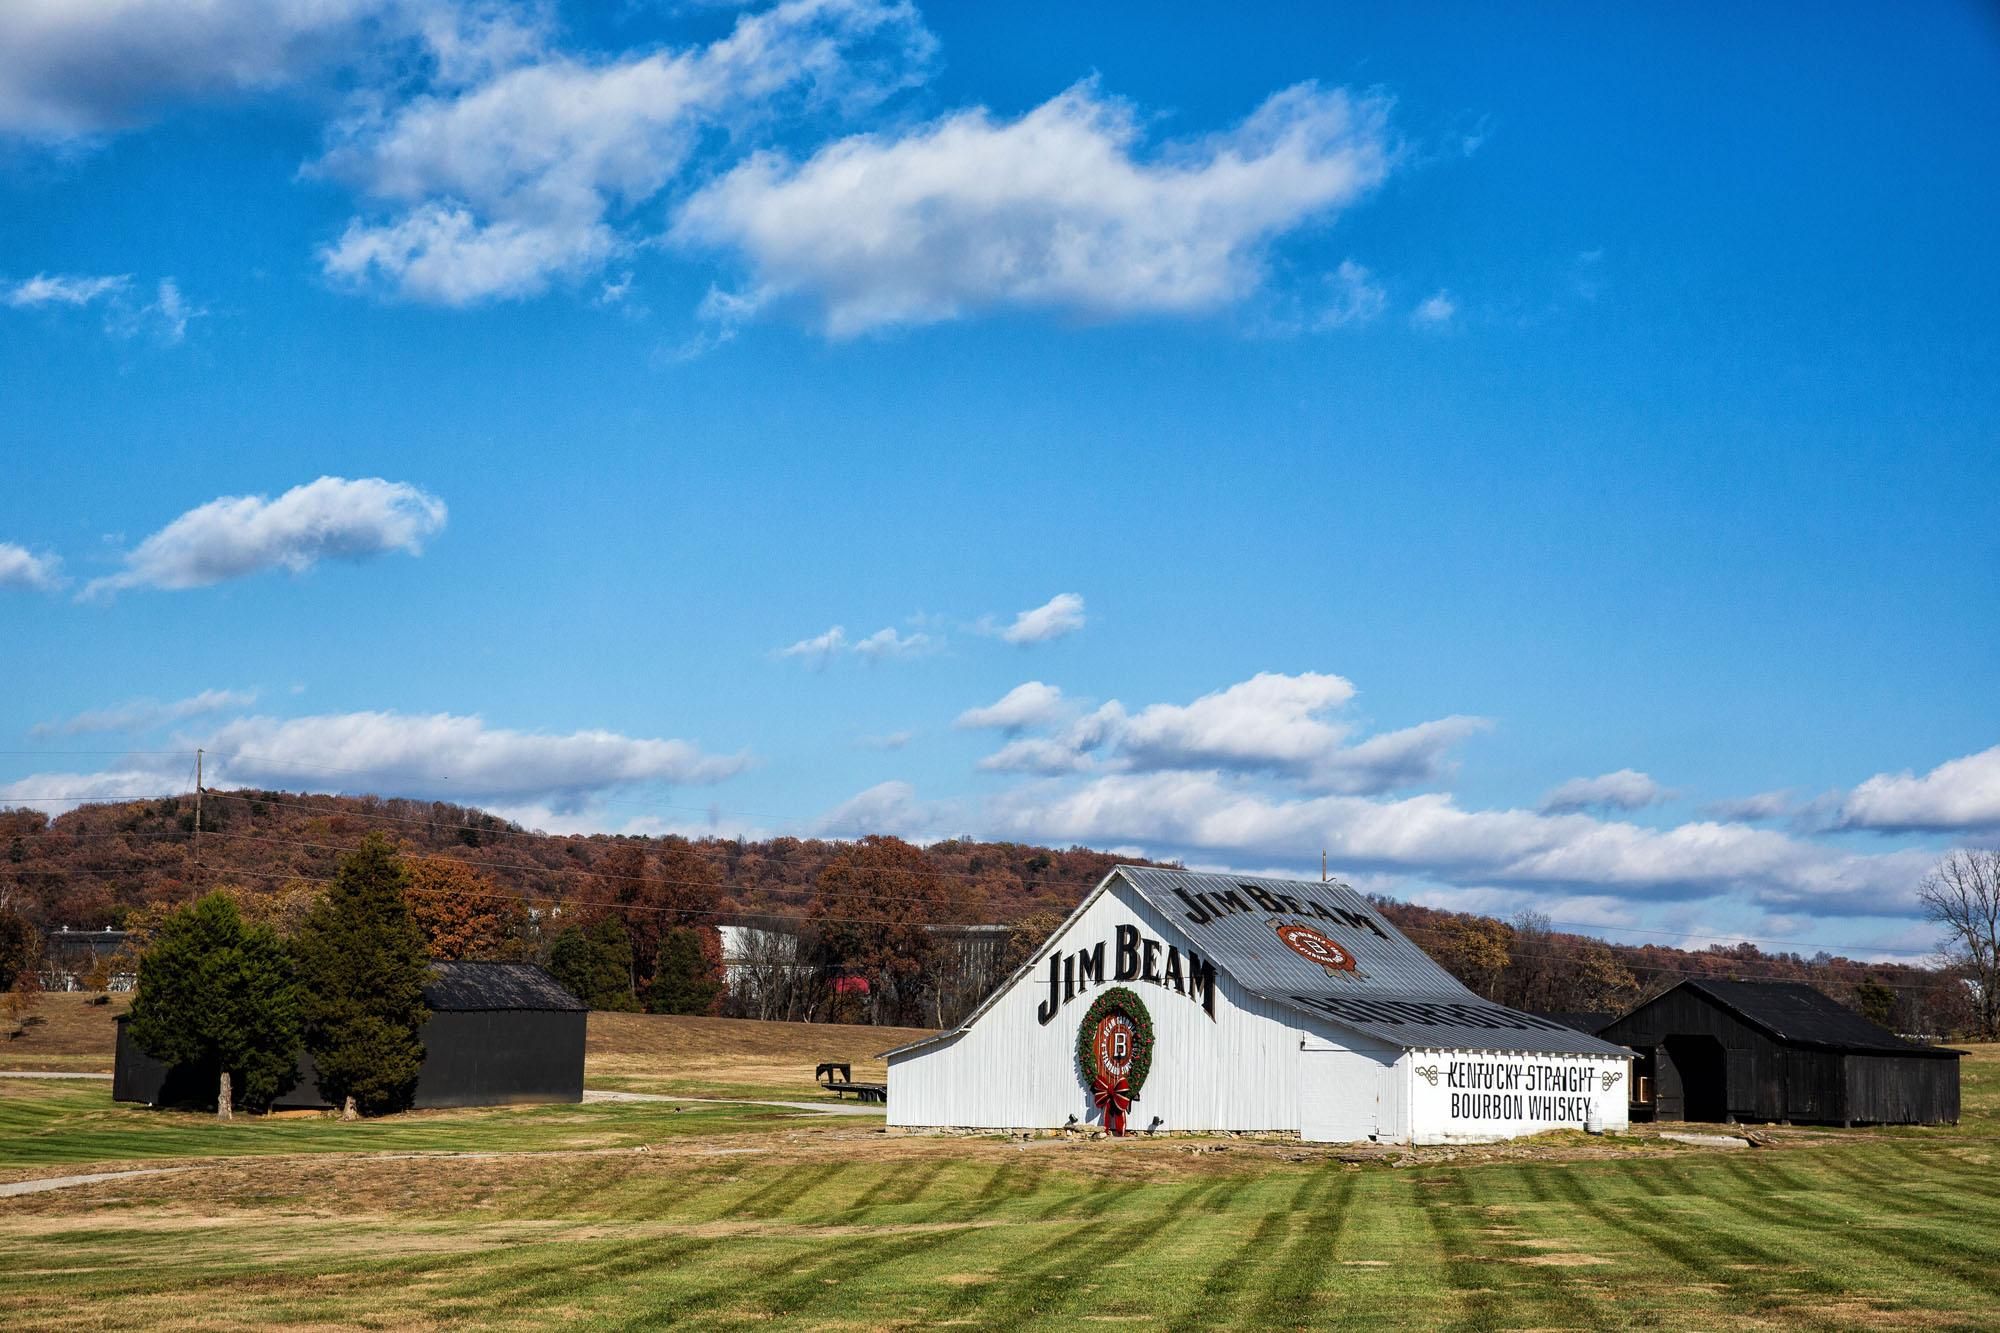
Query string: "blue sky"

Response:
xmin=2 ymin=0 xmax=1996 ymax=961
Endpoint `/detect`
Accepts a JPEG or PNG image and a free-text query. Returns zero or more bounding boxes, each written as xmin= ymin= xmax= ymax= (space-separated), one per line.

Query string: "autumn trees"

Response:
xmin=403 ymin=856 xmax=528 ymax=960
xmin=806 ymin=836 xmax=953 ymax=1026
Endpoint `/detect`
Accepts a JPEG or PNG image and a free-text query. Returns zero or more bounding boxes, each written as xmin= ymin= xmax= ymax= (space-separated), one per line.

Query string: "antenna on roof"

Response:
xmin=1321 ymin=850 xmax=1327 ymax=883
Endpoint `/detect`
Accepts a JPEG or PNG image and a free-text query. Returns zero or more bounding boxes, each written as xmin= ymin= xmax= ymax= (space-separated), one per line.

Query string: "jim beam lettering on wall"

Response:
xmin=1412 ymin=1055 xmax=1623 ymax=1127
xmin=1036 ymin=925 xmax=1216 ymax=1025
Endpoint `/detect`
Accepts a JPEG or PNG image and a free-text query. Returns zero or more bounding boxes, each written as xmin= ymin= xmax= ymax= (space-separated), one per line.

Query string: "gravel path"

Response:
xmin=0 ymin=1167 xmax=187 ymax=1198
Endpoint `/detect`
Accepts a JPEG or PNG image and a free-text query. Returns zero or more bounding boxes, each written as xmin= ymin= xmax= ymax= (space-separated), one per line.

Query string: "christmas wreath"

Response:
xmin=1075 ymin=986 xmax=1155 ymax=1098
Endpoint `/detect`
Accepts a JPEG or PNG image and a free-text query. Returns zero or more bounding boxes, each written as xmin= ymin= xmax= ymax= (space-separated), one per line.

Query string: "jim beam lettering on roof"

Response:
xmin=1171 ymin=882 xmax=1391 ymax=940
xmin=1036 ymin=924 xmax=1217 ymax=1025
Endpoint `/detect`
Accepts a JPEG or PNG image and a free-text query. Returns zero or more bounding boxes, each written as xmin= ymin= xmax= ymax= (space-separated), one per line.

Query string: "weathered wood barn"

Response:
xmin=1598 ymin=979 xmax=1961 ymax=1126
xmin=115 ymin=961 xmax=587 ymax=1110
xmin=885 ymin=867 xmax=1633 ymax=1144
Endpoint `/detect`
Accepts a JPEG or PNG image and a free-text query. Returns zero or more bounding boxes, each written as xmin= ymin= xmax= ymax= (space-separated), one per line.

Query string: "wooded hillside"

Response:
xmin=0 ymin=787 xmax=1968 ymax=1034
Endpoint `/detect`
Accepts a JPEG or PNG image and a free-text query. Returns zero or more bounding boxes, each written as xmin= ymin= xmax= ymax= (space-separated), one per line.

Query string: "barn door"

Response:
xmin=1726 ymin=1048 xmax=1755 ymax=1121
xmin=1299 ymin=1049 xmax=1379 ymax=1143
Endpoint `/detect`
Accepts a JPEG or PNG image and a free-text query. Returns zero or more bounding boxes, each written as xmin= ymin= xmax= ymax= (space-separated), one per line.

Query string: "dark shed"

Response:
xmin=1598 ymin=979 xmax=1961 ymax=1127
xmin=115 ymin=961 xmax=587 ymax=1110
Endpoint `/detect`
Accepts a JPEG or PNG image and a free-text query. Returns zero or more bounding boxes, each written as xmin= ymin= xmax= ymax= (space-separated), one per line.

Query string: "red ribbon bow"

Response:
xmin=1092 ymin=1073 xmax=1131 ymax=1136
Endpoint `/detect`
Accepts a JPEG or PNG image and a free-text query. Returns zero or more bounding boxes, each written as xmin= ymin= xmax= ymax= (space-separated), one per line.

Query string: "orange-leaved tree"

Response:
xmin=403 ymin=856 xmax=529 ymax=961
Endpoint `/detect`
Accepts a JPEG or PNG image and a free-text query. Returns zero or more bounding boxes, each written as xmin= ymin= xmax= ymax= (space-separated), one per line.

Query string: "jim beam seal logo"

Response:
xmin=1271 ymin=920 xmax=1364 ymax=981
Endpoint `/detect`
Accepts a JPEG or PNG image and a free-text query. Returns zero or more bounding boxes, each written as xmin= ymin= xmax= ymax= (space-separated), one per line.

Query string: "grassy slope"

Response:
xmin=2 ymin=999 xmax=1996 ymax=1329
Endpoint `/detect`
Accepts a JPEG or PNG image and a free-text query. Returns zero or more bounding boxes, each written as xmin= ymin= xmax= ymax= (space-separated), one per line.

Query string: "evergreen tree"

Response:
xmin=645 ymin=926 xmax=723 ymax=1015
xmin=125 ymin=892 xmax=300 ymax=1114
xmin=290 ymin=835 xmax=432 ymax=1115
xmin=546 ymin=916 xmax=638 ymax=1011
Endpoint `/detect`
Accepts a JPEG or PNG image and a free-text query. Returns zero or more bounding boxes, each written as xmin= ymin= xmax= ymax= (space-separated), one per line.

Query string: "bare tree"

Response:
xmin=1919 ymin=849 xmax=2000 ymax=1040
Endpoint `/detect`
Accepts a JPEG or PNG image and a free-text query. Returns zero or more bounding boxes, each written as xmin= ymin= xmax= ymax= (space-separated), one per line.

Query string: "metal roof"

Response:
xmin=1658 ymin=979 xmax=1961 ymax=1058
xmin=1114 ymin=867 xmax=1631 ymax=1058
xmin=425 ymin=962 xmax=587 ymax=1013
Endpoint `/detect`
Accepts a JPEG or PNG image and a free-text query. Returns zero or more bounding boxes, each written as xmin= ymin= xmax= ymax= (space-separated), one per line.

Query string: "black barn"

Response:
xmin=1599 ymin=979 xmax=1960 ymax=1127
xmin=115 ymin=961 xmax=587 ymax=1110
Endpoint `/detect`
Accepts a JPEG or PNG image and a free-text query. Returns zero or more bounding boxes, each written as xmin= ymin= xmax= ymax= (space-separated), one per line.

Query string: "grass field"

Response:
xmin=3 ymin=997 xmax=1997 ymax=1330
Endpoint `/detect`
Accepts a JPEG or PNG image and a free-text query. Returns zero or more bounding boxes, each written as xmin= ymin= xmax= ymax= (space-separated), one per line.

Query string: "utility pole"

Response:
xmin=1321 ymin=850 xmax=1327 ymax=883
xmin=192 ymin=748 xmax=202 ymax=893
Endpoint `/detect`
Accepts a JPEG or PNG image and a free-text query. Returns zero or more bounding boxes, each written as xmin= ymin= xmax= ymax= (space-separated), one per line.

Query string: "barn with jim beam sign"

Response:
xmin=883 ymin=867 xmax=1632 ymax=1143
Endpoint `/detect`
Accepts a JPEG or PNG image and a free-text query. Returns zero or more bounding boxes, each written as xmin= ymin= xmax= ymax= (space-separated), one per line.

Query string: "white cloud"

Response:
xmin=0 ymin=0 xmax=543 ymax=141
xmin=0 ymin=766 xmax=181 ymax=815
xmin=778 ymin=621 xmax=931 ymax=667
xmin=962 ymin=671 xmax=1488 ymax=795
xmin=1001 ymin=592 xmax=1086 ymax=644
xmin=1316 ymin=259 xmax=1386 ymax=329
xmin=675 ymin=81 xmax=1392 ymax=335
xmin=4 ymin=273 xmax=129 ymax=307
xmin=778 ymin=625 xmax=848 ymax=667
xmin=852 ymin=626 xmax=934 ymax=661
xmin=319 ymin=0 xmax=934 ymax=304
xmin=856 ymin=730 xmax=913 ymax=751
xmin=33 ymin=689 xmax=257 ymax=737
xmin=1540 ymin=768 xmax=1672 ymax=815
xmin=1701 ymin=789 xmax=1796 ymax=824
xmin=1411 ymin=289 xmax=1456 ymax=327
xmin=204 ymin=709 xmax=750 ymax=804
xmin=815 ymin=779 xmax=948 ymax=840
xmin=1839 ymin=745 xmax=2000 ymax=833
xmin=85 ymin=475 xmax=447 ymax=597
xmin=6 ymin=272 xmax=201 ymax=342
xmin=955 ymin=681 xmax=1067 ymax=732
xmin=0 ymin=543 xmax=63 ymax=592
xmin=983 ymin=770 xmax=1935 ymax=918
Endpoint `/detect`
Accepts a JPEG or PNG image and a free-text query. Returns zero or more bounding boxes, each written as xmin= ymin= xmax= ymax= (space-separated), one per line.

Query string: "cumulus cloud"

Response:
xmin=1000 ymin=592 xmax=1086 ymax=644
xmin=962 ymin=671 xmax=1488 ymax=795
xmin=33 ymin=689 xmax=257 ymax=737
xmin=204 ymin=709 xmax=749 ymax=804
xmin=777 ymin=622 xmax=931 ymax=667
xmin=319 ymin=0 xmax=934 ymax=304
xmin=0 ymin=766 xmax=181 ymax=814
xmin=676 ymin=81 xmax=1392 ymax=334
xmin=1539 ymin=769 xmax=1672 ymax=815
xmin=856 ymin=730 xmax=913 ymax=751
xmin=4 ymin=273 xmax=128 ymax=307
xmin=815 ymin=779 xmax=947 ymax=840
xmin=852 ymin=626 xmax=935 ymax=661
xmin=1701 ymin=789 xmax=1797 ymax=824
xmin=983 ymin=770 xmax=1934 ymax=918
xmin=1411 ymin=289 xmax=1456 ymax=327
xmin=0 ymin=0 xmax=542 ymax=140
xmin=955 ymin=681 xmax=1067 ymax=732
xmin=85 ymin=476 xmax=447 ymax=597
xmin=1839 ymin=744 xmax=2000 ymax=833
xmin=0 ymin=543 xmax=63 ymax=592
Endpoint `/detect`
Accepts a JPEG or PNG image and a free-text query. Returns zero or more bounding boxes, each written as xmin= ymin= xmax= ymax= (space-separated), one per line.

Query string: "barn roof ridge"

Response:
xmin=882 ymin=866 xmax=1630 ymax=1061
xmin=425 ymin=960 xmax=588 ymax=1013
xmin=1663 ymin=977 xmax=1961 ymax=1058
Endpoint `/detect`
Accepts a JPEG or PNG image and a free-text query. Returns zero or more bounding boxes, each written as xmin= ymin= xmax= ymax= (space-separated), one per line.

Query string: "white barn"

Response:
xmin=885 ymin=866 xmax=1632 ymax=1144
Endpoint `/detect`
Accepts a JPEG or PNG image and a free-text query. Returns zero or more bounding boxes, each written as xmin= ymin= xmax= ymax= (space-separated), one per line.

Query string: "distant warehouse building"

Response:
xmin=115 ymin=961 xmax=586 ymax=1110
xmin=1600 ymin=978 xmax=1961 ymax=1127
xmin=885 ymin=867 xmax=1633 ymax=1144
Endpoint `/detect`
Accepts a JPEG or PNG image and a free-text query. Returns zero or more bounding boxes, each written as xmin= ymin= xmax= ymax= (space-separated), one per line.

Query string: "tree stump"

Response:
xmin=342 ymin=1094 xmax=359 ymax=1122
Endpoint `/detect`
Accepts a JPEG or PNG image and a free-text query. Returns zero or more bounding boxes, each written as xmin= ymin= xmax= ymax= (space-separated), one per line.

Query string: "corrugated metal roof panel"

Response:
xmin=426 ymin=962 xmax=586 ymax=1012
xmin=1114 ymin=866 xmax=1631 ymax=1058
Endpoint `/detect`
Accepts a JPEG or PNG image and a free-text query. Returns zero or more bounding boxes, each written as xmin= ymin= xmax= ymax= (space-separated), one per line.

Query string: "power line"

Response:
xmin=6 ymin=790 xmax=1949 ymax=961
